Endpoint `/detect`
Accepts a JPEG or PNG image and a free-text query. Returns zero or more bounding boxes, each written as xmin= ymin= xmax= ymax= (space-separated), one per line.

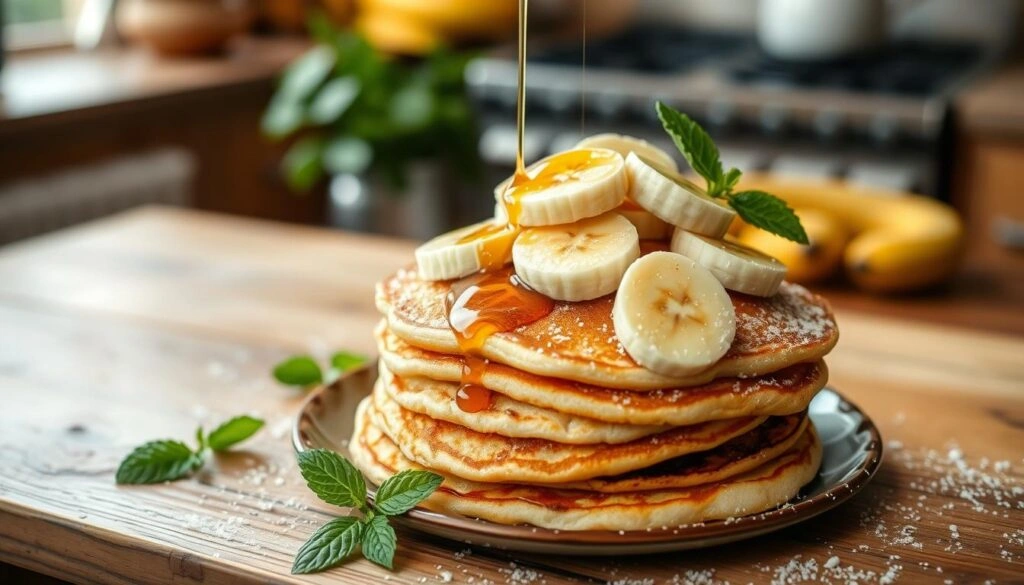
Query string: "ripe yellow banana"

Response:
xmin=736 ymin=175 xmax=963 ymax=293
xmin=736 ymin=208 xmax=849 ymax=285
xmin=356 ymin=0 xmax=516 ymax=40
xmin=355 ymin=11 xmax=443 ymax=55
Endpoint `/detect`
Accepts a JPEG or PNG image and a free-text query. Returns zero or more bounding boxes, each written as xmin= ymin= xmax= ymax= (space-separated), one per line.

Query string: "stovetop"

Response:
xmin=528 ymin=25 xmax=982 ymax=97
xmin=534 ymin=26 xmax=754 ymax=75
xmin=466 ymin=25 xmax=993 ymax=143
xmin=729 ymin=42 xmax=982 ymax=97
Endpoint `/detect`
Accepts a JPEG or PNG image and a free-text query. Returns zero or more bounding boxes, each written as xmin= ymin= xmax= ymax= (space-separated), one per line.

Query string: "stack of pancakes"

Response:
xmin=350 ymin=265 xmax=839 ymax=531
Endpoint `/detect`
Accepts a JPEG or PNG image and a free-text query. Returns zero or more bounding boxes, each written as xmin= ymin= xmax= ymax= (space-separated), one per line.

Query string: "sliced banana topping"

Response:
xmin=613 ymin=251 xmax=736 ymax=376
xmin=624 ymin=152 xmax=736 ymax=238
xmin=575 ymin=133 xmax=679 ymax=173
xmin=617 ymin=200 xmax=671 ymax=240
xmin=495 ymin=149 xmax=628 ymax=227
xmin=513 ymin=212 xmax=640 ymax=302
xmin=415 ymin=219 xmax=517 ymax=281
xmin=671 ymin=229 xmax=787 ymax=297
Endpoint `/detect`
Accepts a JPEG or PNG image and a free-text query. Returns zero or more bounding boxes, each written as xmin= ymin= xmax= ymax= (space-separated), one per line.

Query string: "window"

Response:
xmin=4 ymin=0 xmax=69 ymax=50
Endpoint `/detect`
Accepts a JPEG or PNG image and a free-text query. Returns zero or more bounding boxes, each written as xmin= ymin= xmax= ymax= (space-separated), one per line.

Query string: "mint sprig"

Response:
xmin=273 ymin=351 xmax=369 ymax=388
xmin=115 ymin=415 xmax=264 ymax=485
xmin=730 ymin=190 xmax=808 ymax=245
xmin=655 ymin=102 xmax=809 ymax=244
xmin=292 ymin=449 xmax=443 ymax=574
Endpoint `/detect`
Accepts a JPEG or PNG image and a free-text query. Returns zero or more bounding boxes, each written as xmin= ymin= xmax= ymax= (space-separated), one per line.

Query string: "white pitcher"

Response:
xmin=758 ymin=0 xmax=887 ymax=61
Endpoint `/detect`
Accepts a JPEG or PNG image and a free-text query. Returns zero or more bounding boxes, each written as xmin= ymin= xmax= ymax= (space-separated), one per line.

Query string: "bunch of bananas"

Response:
xmin=353 ymin=0 xmax=517 ymax=55
xmin=730 ymin=176 xmax=964 ymax=294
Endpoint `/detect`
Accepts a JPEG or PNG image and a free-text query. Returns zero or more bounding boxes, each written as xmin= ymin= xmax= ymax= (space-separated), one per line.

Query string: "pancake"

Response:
xmin=378 ymin=362 xmax=670 ymax=445
xmin=351 ymin=399 xmax=823 ymax=531
xmin=378 ymin=323 xmax=826 ymax=426
xmin=377 ymin=268 xmax=838 ymax=390
xmin=367 ymin=389 xmax=767 ymax=484
xmin=560 ymin=412 xmax=808 ymax=493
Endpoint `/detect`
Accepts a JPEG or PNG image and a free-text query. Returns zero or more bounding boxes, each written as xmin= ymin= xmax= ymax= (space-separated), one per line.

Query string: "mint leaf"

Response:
xmin=722 ymin=167 xmax=743 ymax=192
xmin=273 ymin=356 xmax=323 ymax=386
xmin=323 ymin=136 xmax=373 ymax=176
xmin=297 ymin=449 xmax=367 ymax=509
xmin=656 ymin=102 xmax=724 ymax=193
xmin=282 ymin=137 xmax=325 ymax=193
xmin=261 ymin=96 xmax=304 ymax=140
xmin=730 ymin=191 xmax=809 ymax=244
xmin=280 ymin=45 xmax=336 ymax=101
xmin=360 ymin=515 xmax=397 ymax=570
xmin=195 ymin=426 xmax=206 ymax=451
xmin=308 ymin=76 xmax=361 ymax=125
xmin=116 ymin=440 xmax=203 ymax=485
xmin=206 ymin=415 xmax=264 ymax=451
xmin=373 ymin=470 xmax=443 ymax=516
xmin=291 ymin=516 xmax=363 ymax=574
xmin=331 ymin=351 xmax=368 ymax=374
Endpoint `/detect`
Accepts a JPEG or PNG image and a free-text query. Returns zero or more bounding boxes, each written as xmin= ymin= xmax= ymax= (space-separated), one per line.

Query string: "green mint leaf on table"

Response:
xmin=331 ymin=351 xmax=368 ymax=374
xmin=116 ymin=415 xmax=264 ymax=485
xmin=297 ymin=448 xmax=367 ymax=509
xmin=206 ymin=415 xmax=265 ymax=452
xmin=115 ymin=440 xmax=203 ymax=485
xmin=291 ymin=516 xmax=363 ymax=575
xmin=373 ymin=469 xmax=445 ymax=516
xmin=360 ymin=515 xmax=397 ymax=570
xmin=273 ymin=356 xmax=323 ymax=386
xmin=656 ymin=101 xmax=725 ymax=195
xmin=293 ymin=449 xmax=443 ymax=573
xmin=730 ymin=191 xmax=810 ymax=245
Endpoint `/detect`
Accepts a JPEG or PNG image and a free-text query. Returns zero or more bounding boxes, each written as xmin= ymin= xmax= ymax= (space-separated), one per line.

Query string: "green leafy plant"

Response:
xmin=656 ymin=102 xmax=809 ymax=244
xmin=292 ymin=449 xmax=442 ymax=573
xmin=272 ymin=351 xmax=368 ymax=388
xmin=263 ymin=18 xmax=480 ymax=192
xmin=116 ymin=416 xmax=264 ymax=484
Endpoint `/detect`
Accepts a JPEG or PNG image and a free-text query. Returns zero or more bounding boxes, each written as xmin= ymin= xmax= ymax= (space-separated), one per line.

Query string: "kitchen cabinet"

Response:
xmin=0 ymin=37 xmax=323 ymax=230
xmin=953 ymin=61 xmax=1024 ymax=267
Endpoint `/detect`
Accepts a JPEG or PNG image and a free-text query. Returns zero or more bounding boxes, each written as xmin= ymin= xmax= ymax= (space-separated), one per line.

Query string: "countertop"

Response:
xmin=0 ymin=208 xmax=1020 ymax=584
xmin=0 ymin=37 xmax=309 ymax=137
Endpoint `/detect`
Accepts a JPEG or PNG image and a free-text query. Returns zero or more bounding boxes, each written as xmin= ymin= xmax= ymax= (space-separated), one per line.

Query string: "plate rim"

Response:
xmin=292 ymin=362 xmax=883 ymax=551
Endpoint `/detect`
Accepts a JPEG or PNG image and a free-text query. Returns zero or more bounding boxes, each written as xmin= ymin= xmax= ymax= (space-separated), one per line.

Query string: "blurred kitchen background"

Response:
xmin=1 ymin=0 xmax=1022 ymax=321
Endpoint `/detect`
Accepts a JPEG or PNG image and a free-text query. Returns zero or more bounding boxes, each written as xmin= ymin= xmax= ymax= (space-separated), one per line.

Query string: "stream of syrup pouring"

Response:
xmin=444 ymin=0 xmax=601 ymax=413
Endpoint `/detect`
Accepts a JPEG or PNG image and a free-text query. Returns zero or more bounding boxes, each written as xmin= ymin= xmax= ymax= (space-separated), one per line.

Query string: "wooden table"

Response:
xmin=0 ymin=207 xmax=1021 ymax=584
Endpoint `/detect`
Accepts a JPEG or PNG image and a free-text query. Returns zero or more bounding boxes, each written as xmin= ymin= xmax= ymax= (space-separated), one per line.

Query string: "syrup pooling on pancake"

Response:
xmin=445 ymin=268 xmax=554 ymax=413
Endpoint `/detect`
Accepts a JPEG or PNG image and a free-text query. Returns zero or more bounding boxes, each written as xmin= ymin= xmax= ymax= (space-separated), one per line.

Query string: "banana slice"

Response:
xmin=494 ymin=149 xmax=628 ymax=227
xmin=575 ymin=133 xmax=679 ymax=173
xmin=624 ymin=152 xmax=736 ymax=237
xmin=671 ymin=229 xmax=787 ymax=297
xmin=618 ymin=201 xmax=671 ymax=240
xmin=415 ymin=219 xmax=517 ymax=281
xmin=513 ymin=212 xmax=640 ymax=301
xmin=613 ymin=251 xmax=736 ymax=376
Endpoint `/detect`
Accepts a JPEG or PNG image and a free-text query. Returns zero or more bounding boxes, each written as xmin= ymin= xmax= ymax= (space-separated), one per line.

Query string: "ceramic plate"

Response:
xmin=293 ymin=363 xmax=882 ymax=555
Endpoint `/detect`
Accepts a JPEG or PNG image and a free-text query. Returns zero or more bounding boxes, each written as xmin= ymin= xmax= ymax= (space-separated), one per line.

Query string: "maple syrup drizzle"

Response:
xmin=444 ymin=0 xmax=602 ymax=413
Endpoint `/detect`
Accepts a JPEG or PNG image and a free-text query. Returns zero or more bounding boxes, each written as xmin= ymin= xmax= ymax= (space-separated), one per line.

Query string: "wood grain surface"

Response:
xmin=0 ymin=207 xmax=1021 ymax=584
